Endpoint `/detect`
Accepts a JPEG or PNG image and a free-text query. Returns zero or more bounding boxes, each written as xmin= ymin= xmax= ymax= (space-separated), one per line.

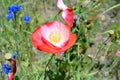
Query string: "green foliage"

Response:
xmin=0 ymin=0 xmax=120 ymax=80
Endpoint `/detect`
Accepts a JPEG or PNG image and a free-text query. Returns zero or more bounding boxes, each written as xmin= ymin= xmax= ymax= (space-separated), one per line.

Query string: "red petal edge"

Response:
xmin=62 ymin=8 xmax=73 ymax=28
xmin=32 ymin=26 xmax=76 ymax=54
xmin=61 ymin=33 xmax=76 ymax=52
xmin=32 ymin=26 xmax=60 ymax=54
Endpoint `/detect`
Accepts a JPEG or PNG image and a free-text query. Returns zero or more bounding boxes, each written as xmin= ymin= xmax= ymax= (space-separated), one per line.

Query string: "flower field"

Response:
xmin=0 ymin=0 xmax=120 ymax=80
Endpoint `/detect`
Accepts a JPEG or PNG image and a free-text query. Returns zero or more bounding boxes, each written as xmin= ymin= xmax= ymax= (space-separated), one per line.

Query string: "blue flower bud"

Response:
xmin=23 ymin=15 xmax=31 ymax=23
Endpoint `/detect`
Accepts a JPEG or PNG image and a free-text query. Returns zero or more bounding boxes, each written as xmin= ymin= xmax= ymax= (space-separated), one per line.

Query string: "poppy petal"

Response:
xmin=57 ymin=0 xmax=73 ymax=28
xmin=40 ymin=21 xmax=70 ymax=47
xmin=57 ymin=0 xmax=67 ymax=10
xmin=39 ymin=33 xmax=76 ymax=54
xmin=62 ymin=8 xmax=73 ymax=28
xmin=37 ymin=42 xmax=61 ymax=54
xmin=32 ymin=27 xmax=42 ymax=49
xmin=32 ymin=26 xmax=76 ymax=54
xmin=32 ymin=27 xmax=60 ymax=53
xmin=61 ymin=33 xmax=76 ymax=51
xmin=32 ymin=0 xmax=75 ymax=54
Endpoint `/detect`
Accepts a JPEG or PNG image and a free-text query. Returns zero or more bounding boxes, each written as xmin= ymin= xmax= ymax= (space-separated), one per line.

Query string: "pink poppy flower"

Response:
xmin=32 ymin=21 xmax=76 ymax=54
xmin=32 ymin=0 xmax=76 ymax=54
xmin=57 ymin=0 xmax=73 ymax=28
xmin=116 ymin=51 xmax=120 ymax=57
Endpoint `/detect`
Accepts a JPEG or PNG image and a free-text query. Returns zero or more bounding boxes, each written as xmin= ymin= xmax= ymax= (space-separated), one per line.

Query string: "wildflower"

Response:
xmin=5 ymin=53 xmax=17 ymax=80
xmin=57 ymin=0 xmax=73 ymax=28
xmin=12 ymin=53 xmax=16 ymax=59
xmin=8 ymin=4 xmax=22 ymax=13
xmin=23 ymin=15 xmax=31 ymax=23
xmin=103 ymin=37 xmax=109 ymax=44
xmin=74 ymin=14 xmax=80 ymax=25
xmin=12 ymin=52 xmax=20 ymax=59
xmin=2 ymin=63 xmax=11 ymax=74
xmin=6 ymin=11 xmax=14 ymax=20
xmin=32 ymin=21 xmax=76 ymax=54
xmin=116 ymin=51 xmax=120 ymax=57
xmin=32 ymin=0 xmax=76 ymax=54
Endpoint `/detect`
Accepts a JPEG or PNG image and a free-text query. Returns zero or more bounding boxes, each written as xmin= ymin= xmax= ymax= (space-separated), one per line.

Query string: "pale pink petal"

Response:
xmin=116 ymin=51 xmax=120 ymax=57
xmin=62 ymin=8 xmax=73 ymax=28
xmin=103 ymin=37 xmax=109 ymax=44
xmin=40 ymin=21 xmax=70 ymax=47
xmin=57 ymin=0 xmax=67 ymax=10
xmin=57 ymin=0 xmax=73 ymax=28
xmin=40 ymin=25 xmax=51 ymax=38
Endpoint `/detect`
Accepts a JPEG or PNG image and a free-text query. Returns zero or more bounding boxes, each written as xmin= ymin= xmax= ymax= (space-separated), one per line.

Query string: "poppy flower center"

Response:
xmin=49 ymin=31 xmax=61 ymax=43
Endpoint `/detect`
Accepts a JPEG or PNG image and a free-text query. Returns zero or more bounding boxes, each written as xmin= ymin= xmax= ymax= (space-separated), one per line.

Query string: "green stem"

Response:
xmin=53 ymin=10 xmax=62 ymax=21
xmin=102 ymin=3 xmax=120 ymax=15
xmin=44 ymin=54 xmax=55 ymax=79
xmin=89 ymin=37 xmax=110 ymax=72
xmin=109 ymin=58 xmax=119 ymax=71
xmin=23 ymin=30 xmax=32 ymax=35
xmin=115 ymin=69 xmax=119 ymax=80
xmin=14 ymin=0 xmax=20 ymax=4
xmin=88 ymin=44 xmax=105 ymax=72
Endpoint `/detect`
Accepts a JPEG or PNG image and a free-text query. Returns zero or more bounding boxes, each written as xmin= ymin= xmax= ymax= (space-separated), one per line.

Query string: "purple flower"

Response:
xmin=23 ymin=15 xmax=31 ymax=23
xmin=102 ymin=37 xmax=109 ymax=44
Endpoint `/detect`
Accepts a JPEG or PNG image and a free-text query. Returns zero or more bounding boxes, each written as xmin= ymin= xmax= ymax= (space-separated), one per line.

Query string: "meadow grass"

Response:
xmin=0 ymin=0 xmax=120 ymax=80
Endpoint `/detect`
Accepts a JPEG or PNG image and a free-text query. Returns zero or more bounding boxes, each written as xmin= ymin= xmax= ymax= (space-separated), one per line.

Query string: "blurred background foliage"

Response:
xmin=0 ymin=0 xmax=120 ymax=80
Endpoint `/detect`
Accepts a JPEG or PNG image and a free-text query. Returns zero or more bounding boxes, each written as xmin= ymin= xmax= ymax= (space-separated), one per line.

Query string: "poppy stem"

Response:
xmin=88 ymin=44 xmax=105 ymax=72
xmin=44 ymin=54 xmax=55 ymax=79
xmin=53 ymin=10 xmax=62 ymax=21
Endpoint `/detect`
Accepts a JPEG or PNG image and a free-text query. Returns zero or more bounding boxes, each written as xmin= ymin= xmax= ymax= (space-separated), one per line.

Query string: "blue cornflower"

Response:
xmin=6 ymin=11 xmax=14 ymax=20
xmin=12 ymin=53 xmax=16 ymax=59
xmin=8 ymin=4 xmax=22 ymax=13
xmin=12 ymin=52 xmax=20 ymax=59
xmin=2 ymin=64 xmax=11 ymax=74
xmin=23 ymin=15 xmax=31 ymax=23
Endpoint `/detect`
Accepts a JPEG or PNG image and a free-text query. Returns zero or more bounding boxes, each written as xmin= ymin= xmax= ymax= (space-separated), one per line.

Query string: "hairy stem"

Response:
xmin=44 ymin=54 xmax=55 ymax=79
